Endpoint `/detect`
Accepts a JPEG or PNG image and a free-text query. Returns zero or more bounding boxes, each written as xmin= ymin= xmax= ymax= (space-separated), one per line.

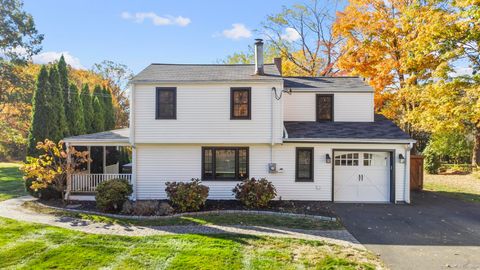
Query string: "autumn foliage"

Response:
xmin=21 ymin=140 xmax=89 ymax=198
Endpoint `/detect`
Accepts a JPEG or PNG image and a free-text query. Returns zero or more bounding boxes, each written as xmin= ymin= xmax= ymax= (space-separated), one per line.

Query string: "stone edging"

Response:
xmin=35 ymin=201 xmax=337 ymax=222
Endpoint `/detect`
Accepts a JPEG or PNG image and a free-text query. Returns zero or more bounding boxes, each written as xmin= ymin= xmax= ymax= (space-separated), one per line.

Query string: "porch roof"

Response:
xmin=63 ymin=128 xmax=130 ymax=145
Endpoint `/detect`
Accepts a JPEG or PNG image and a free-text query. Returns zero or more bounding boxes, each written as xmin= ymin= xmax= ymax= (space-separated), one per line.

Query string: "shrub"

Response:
xmin=232 ymin=177 xmax=277 ymax=208
xmin=121 ymin=200 xmax=173 ymax=216
xmin=423 ymin=147 xmax=441 ymax=174
xmin=165 ymin=178 xmax=209 ymax=212
xmin=24 ymin=178 xmax=62 ymax=200
xmin=95 ymin=178 xmax=133 ymax=213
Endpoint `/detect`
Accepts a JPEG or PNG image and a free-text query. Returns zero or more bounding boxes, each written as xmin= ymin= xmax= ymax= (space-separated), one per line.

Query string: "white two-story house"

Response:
xmin=64 ymin=39 xmax=414 ymax=203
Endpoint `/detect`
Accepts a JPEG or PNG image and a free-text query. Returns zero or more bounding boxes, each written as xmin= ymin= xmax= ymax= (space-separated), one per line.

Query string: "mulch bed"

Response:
xmin=38 ymin=199 xmax=335 ymax=217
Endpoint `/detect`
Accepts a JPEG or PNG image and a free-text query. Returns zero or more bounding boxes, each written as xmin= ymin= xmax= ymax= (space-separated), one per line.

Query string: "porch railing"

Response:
xmin=69 ymin=174 xmax=132 ymax=193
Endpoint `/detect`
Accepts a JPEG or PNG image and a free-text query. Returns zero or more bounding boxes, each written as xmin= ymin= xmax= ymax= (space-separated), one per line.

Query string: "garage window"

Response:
xmin=363 ymin=153 xmax=373 ymax=166
xmin=296 ymin=148 xmax=314 ymax=182
xmin=334 ymin=153 xmax=359 ymax=166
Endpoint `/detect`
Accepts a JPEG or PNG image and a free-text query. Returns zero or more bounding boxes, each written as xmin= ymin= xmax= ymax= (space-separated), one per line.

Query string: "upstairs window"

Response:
xmin=231 ymin=88 xmax=251 ymax=119
xmin=202 ymin=147 xmax=249 ymax=180
xmin=156 ymin=87 xmax=176 ymax=119
xmin=316 ymin=94 xmax=333 ymax=121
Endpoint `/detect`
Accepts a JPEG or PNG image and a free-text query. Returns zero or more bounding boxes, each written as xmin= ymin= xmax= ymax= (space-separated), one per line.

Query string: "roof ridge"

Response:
xmin=150 ymin=63 xmax=276 ymax=66
xmin=283 ymin=76 xmax=361 ymax=79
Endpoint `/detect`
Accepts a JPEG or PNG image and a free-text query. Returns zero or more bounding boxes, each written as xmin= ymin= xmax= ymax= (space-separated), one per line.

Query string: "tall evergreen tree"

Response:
xmin=92 ymin=96 xmax=105 ymax=132
xmin=27 ymin=66 xmax=50 ymax=156
xmin=92 ymin=85 xmax=105 ymax=131
xmin=67 ymin=83 xmax=86 ymax=135
xmin=102 ymin=86 xmax=115 ymax=130
xmin=57 ymin=55 xmax=69 ymax=104
xmin=57 ymin=55 xmax=72 ymax=134
xmin=80 ymin=84 xmax=94 ymax=133
xmin=48 ymin=65 xmax=69 ymax=141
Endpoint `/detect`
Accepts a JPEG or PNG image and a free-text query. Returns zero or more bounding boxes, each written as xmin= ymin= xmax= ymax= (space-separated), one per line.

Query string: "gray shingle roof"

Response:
xmin=284 ymin=115 xmax=412 ymax=141
xmin=284 ymin=77 xmax=373 ymax=92
xmin=63 ymin=128 xmax=130 ymax=143
xmin=132 ymin=63 xmax=282 ymax=83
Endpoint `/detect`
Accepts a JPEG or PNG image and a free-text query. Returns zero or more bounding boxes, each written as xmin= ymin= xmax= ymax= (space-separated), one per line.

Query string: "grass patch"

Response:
xmin=0 ymin=217 xmax=380 ymax=269
xmin=424 ymin=173 xmax=480 ymax=203
xmin=0 ymin=162 xmax=26 ymax=202
xmin=24 ymin=201 xmax=342 ymax=230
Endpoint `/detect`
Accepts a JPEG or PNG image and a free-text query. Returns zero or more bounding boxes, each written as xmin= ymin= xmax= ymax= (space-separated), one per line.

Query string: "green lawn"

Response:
xmin=0 ymin=162 xmax=26 ymax=202
xmin=424 ymin=173 xmax=480 ymax=203
xmin=0 ymin=217 xmax=380 ymax=269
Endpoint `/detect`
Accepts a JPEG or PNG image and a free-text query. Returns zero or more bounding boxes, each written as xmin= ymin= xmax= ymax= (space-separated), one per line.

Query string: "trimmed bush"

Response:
xmin=121 ymin=200 xmax=174 ymax=216
xmin=165 ymin=178 xmax=209 ymax=212
xmin=233 ymin=177 xmax=277 ymax=208
xmin=24 ymin=178 xmax=62 ymax=200
xmin=95 ymin=178 xmax=133 ymax=213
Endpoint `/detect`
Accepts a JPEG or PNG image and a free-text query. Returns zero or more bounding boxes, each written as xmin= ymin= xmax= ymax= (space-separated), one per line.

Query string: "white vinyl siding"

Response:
xmin=284 ymin=92 xmax=374 ymax=122
xmin=133 ymin=82 xmax=283 ymax=144
xmin=135 ymin=143 xmax=409 ymax=202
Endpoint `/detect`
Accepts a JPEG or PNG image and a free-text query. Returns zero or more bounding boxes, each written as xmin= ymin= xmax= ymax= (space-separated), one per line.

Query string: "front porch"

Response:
xmin=63 ymin=128 xmax=132 ymax=201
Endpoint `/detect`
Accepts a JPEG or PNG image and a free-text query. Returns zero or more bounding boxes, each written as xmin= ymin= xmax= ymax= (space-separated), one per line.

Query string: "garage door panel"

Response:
xmin=334 ymin=151 xmax=391 ymax=203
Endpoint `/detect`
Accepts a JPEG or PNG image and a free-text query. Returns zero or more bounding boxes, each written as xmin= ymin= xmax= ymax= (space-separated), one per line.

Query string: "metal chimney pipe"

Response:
xmin=254 ymin=39 xmax=264 ymax=75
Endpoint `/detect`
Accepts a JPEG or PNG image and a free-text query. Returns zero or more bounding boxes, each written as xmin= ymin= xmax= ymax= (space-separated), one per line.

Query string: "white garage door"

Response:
xmin=334 ymin=151 xmax=391 ymax=202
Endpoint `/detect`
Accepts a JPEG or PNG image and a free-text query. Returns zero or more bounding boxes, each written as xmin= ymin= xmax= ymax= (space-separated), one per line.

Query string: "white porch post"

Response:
xmin=87 ymin=146 xmax=91 ymax=173
xmin=102 ymin=146 xmax=107 ymax=174
xmin=65 ymin=142 xmax=72 ymax=199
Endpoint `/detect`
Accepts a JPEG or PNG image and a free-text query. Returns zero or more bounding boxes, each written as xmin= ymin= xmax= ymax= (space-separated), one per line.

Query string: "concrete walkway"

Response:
xmin=0 ymin=196 xmax=361 ymax=249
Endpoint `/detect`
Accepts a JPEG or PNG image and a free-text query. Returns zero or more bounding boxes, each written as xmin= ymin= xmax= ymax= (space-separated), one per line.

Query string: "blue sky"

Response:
xmin=23 ymin=0 xmax=306 ymax=73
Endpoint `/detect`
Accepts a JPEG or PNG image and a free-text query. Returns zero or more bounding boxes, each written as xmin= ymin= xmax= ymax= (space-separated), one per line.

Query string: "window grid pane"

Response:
xmin=156 ymin=88 xmax=176 ymax=119
xmin=232 ymin=89 xmax=250 ymax=118
xmin=317 ymin=95 xmax=332 ymax=121
xmin=203 ymin=147 xmax=248 ymax=180
xmin=296 ymin=148 xmax=313 ymax=181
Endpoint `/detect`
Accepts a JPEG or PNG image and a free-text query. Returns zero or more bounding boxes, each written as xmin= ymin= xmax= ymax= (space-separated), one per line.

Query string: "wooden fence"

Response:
xmin=410 ymin=155 xmax=424 ymax=190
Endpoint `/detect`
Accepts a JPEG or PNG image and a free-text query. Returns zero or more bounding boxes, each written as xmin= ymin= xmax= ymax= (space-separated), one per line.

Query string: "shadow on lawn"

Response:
xmin=428 ymin=190 xmax=480 ymax=203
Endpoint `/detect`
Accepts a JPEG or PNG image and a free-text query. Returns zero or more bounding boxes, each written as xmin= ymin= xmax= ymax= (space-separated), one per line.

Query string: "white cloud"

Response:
xmin=281 ymin=27 xmax=301 ymax=42
xmin=451 ymin=66 xmax=474 ymax=77
xmin=121 ymin=12 xmax=191 ymax=27
xmin=222 ymin=24 xmax=252 ymax=40
xmin=32 ymin=51 xmax=84 ymax=69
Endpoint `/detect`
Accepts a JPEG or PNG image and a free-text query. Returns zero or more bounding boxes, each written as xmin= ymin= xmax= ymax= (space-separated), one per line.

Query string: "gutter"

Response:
xmin=283 ymin=138 xmax=416 ymax=144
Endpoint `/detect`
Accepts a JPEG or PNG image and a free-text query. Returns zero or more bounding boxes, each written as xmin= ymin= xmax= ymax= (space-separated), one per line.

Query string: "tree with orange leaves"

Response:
xmin=333 ymin=0 xmax=461 ymax=113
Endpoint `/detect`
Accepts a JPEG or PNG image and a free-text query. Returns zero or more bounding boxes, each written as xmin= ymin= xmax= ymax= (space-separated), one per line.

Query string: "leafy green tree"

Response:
xmin=92 ymin=96 xmax=105 ymax=132
xmin=91 ymin=60 xmax=133 ymax=128
xmin=1 ymin=0 xmax=43 ymax=157
xmin=80 ymin=84 xmax=94 ymax=133
xmin=66 ymin=83 xmax=85 ymax=135
xmin=0 ymin=0 xmax=44 ymax=63
xmin=27 ymin=66 xmax=50 ymax=156
xmin=48 ymin=65 xmax=69 ymax=140
xmin=102 ymin=86 xmax=115 ymax=130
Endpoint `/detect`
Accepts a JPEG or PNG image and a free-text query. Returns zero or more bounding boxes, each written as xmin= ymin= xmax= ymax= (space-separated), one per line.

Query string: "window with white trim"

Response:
xmin=334 ymin=153 xmax=359 ymax=166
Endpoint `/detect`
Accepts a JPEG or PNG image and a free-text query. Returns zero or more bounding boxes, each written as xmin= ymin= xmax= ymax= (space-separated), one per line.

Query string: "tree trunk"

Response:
xmin=473 ymin=129 xmax=480 ymax=168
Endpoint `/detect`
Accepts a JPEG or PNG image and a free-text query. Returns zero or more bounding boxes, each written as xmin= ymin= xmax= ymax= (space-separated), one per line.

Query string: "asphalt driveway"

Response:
xmin=332 ymin=191 xmax=480 ymax=270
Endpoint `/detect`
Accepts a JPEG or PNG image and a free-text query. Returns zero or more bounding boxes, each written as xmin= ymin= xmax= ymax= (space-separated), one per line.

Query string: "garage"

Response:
xmin=333 ymin=150 xmax=393 ymax=203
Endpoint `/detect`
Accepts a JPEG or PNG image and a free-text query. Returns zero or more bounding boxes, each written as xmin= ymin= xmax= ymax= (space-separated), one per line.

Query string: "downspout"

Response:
xmin=404 ymin=142 xmax=413 ymax=203
xmin=270 ymin=87 xmax=274 ymax=164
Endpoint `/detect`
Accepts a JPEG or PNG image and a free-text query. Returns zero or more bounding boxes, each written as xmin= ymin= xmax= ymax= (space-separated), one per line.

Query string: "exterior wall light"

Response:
xmin=398 ymin=154 xmax=405 ymax=163
xmin=326 ymin=154 xmax=332 ymax=164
